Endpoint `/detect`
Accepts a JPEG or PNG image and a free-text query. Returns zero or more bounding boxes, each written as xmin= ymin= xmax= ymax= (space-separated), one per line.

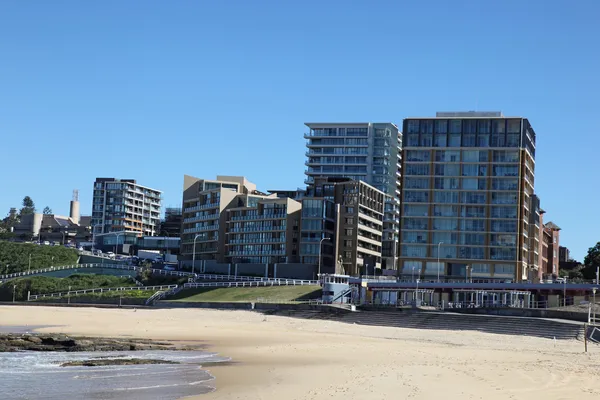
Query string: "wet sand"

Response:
xmin=1 ymin=305 xmax=599 ymax=399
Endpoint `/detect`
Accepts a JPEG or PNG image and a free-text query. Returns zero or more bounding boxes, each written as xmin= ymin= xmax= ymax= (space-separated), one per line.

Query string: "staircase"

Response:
xmin=260 ymin=309 xmax=585 ymax=340
xmin=145 ymin=286 xmax=183 ymax=305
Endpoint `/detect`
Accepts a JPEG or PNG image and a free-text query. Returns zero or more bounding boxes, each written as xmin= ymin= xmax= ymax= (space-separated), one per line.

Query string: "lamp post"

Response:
xmin=416 ymin=278 xmax=420 ymax=305
xmin=318 ymin=237 xmax=331 ymax=279
xmin=437 ymin=241 xmax=444 ymax=282
xmin=466 ymin=265 xmax=471 ymax=283
xmin=593 ymin=287 xmax=597 ymax=324
xmin=13 ymin=284 xmax=16 ymax=303
xmin=192 ymin=234 xmax=202 ymax=275
xmin=563 ymin=277 xmax=567 ymax=307
xmin=111 ymin=232 xmax=123 ymax=255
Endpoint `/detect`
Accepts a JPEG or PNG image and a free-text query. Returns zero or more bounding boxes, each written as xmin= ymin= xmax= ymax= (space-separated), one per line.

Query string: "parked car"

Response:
xmin=106 ymin=252 xmax=116 ymax=259
xmin=43 ymin=241 xmax=50 ymax=246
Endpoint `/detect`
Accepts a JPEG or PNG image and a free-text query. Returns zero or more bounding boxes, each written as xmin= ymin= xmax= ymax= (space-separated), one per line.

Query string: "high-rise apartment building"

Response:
xmin=181 ymin=175 xmax=258 ymax=263
xmin=91 ymin=178 xmax=162 ymax=239
xmin=399 ymin=112 xmax=536 ymax=282
xmin=301 ymin=177 xmax=385 ymax=276
xmin=304 ymin=123 xmax=401 ymax=270
xmin=225 ymin=197 xmax=302 ymax=264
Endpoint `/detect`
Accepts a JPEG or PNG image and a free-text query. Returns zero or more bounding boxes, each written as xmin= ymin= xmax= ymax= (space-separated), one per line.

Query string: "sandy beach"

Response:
xmin=1 ymin=305 xmax=599 ymax=400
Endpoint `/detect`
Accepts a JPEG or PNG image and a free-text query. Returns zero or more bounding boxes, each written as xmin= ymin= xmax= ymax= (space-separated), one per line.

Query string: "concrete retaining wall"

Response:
xmin=156 ymin=301 xmax=254 ymax=310
xmin=447 ymin=307 xmax=589 ymax=322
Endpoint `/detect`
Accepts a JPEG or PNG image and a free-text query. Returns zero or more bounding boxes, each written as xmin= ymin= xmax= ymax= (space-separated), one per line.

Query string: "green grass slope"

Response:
xmin=0 ymin=241 xmax=79 ymax=275
xmin=168 ymin=285 xmax=322 ymax=303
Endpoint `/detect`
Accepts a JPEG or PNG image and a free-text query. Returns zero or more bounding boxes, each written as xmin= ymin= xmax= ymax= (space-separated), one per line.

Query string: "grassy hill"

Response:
xmin=0 ymin=274 xmax=135 ymax=301
xmin=168 ymin=285 xmax=322 ymax=303
xmin=0 ymin=241 xmax=79 ymax=275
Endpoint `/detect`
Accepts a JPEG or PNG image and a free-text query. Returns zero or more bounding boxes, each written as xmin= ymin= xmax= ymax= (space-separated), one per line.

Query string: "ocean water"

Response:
xmin=0 ymin=349 xmax=230 ymax=399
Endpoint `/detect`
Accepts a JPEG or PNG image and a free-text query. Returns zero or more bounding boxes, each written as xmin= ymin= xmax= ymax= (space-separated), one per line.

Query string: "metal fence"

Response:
xmin=184 ymin=279 xmax=318 ymax=289
xmin=29 ymin=285 xmax=177 ymax=301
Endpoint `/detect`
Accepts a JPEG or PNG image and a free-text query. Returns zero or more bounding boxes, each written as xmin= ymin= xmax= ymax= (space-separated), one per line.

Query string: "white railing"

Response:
xmin=146 ymin=286 xmax=183 ymax=305
xmin=29 ymin=285 xmax=177 ymax=301
xmin=0 ymin=264 xmax=138 ymax=280
xmin=184 ymin=280 xmax=317 ymax=289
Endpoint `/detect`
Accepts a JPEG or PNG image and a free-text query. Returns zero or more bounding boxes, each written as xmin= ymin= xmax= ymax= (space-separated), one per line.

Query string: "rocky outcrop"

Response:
xmin=60 ymin=358 xmax=179 ymax=367
xmin=0 ymin=334 xmax=182 ymax=352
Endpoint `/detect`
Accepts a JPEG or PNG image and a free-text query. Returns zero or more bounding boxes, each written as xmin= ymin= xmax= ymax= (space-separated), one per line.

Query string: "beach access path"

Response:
xmin=1 ymin=305 xmax=599 ymax=400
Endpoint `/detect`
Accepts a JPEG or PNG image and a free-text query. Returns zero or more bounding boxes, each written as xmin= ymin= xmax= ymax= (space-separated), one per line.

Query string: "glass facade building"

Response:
xmin=304 ymin=123 xmax=401 ymax=271
xmin=399 ymin=112 xmax=536 ymax=282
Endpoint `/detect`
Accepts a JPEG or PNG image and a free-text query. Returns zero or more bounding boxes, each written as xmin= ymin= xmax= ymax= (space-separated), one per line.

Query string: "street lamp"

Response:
xmin=437 ymin=241 xmax=444 ymax=282
xmin=466 ymin=265 xmax=471 ymax=283
xmin=593 ymin=287 xmax=597 ymax=325
xmin=412 ymin=266 xmax=416 ymax=282
xmin=318 ymin=237 xmax=331 ymax=279
xmin=563 ymin=277 xmax=567 ymax=307
xmin=192 ymin=234 xmax=202 ymax=275
xmin=416 ymin=278 xmax=420 ymax=305
xmin=111 ymin=232 xmax=123 ymax=255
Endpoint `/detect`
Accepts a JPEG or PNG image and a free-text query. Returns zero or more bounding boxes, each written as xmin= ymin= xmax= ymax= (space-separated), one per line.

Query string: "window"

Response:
xmin=492 ymin=120 xmax=506 ymax=134
xmin=344 ymin=240 xmax=352 ymax=247
xmin=420 ymin=134 xmax=433 ymax=146
xmin=434 ymin=191 xmax=459 ymax=203
xmin=460 ymin=233 xmax=485 ymax=245
xmin=344 ymin=228 xmax=353 ymax=236
xmin=491 ymin=192 xmax=517 ymax=204
xmin=346 ymin=207 xmax=354 ymax=213
xmin=493 ymin=165 xmax=519 ymax=177
xmin=432 ymin=218 xmax=458 ymax=230
xmin=435 ymin=150 xmax=460 ymax=162
xmin=494 ymin=264 xmax=515 ymax=274
xmin=401 ymin=245 xmax=427 ymax=257
xmin=493 ymin=150 xmax=519 ymax=162
xmin=434 ymin=164 xmax=460 ymax=176
xmin=461 ymin=206 xmax=485 ymax=218
xmin=432 ymin=232 xmax=458 ymax=244
xmin=403 ymin=218 xmax=428 ymax=230
xmin=507 ymin=119 xmax=521 ymax=133
xmin=460 ymin=219 xmax=485 ymax=232
xmin=402 ymin=231 xmax=428 ymax=244
xmin=491 ymin=206 xmax=517 ymax=218
xmin=490 ymin=234 xmax=516 ymax=247
xmin=490 ymin=248 xmax=516 ymax=261
xmin=477 ymin=120 xmax=491 ymax=134
xmin=435 ymin=120 xmax=448 ymax=133
xmin=405 ymin=150 xmax=431 ymax=162
xmin=462 ymin=134 xmax=476 ymax=146
xmin=461 ymin=192 xmax=486 ymax=204
xmin=405 ymin=164 xmax=430 ymax=176
xmin=462 ymin=178 xmax=486 ymax=190
xmin=434 ymin=134 xmax=447 ymax=147
xmin=434 ymin=177 xmax=459 ymax=189
xmin=404 ymin=191 xmax=429 ymax=203
xmin=433 ymin=205 xmax=459 ymax=217
xmin=403 ymin=204 xmax=428 ymax=217
xmin=449 ymin=120 xmax=462 ymax=134
xmin=448 ymin=134 xmax=461 ymax=147
xmin=491 ymin=221 xmax=517 ymax=233
xmin=553 ymin=237 xmax=557 ymax=244
xmin=406 ymin=134 xmax=419 ymax=146
xmin=458 ymin=246 xmax=485 ymax=259
xmin=345 ymin=217 xmax=354 ymax=224
xmin=471 ymin=263 xmax=491 ymax=274
xmin=407 ymin=120 xmax=420 ymax=133
xmin=344 ymin=251 xmax=352 ymax=258
xmin=492 ymin=178 xmax=518 ymax=190
xmin=404 ymin=177 xmax=430 ymax=189
xmin=463 ymin=150 xmax=488 ymax=162
xmin=420 ymin=120 xmax=434 ymax=134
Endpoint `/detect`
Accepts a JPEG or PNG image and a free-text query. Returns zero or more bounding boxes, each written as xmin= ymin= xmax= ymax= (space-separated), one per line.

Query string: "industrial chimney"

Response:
xmin=70 ymin=189 xmax=80 ymax=224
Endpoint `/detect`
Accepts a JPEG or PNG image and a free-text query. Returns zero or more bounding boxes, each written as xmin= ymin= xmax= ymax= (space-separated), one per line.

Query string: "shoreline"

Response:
xmin=1 ymin=305 xmax=599 ymax=399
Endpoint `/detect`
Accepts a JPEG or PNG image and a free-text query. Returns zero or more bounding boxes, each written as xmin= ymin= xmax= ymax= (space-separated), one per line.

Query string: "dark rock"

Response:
xmin=60 ymin=358 xmax=180 ymax=367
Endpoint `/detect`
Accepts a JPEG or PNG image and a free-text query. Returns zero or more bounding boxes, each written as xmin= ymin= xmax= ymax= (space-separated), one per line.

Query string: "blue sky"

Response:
xmin=1 ymin=0 xmax=598 ymax=260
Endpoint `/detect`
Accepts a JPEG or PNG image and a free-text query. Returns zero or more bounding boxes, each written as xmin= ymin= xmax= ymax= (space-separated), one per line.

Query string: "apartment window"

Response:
xmin=462 ymin=150 xmax=488 ymax=162
xmin=507 ymin=119 xmax=521 ymax=133
xmin=435 ymin=150 xmax=460 ymax=162
xmin=490 ymin=234 xmax=516 ymax=247
xmin=420 ymin=120 xmax=434 ymax=134
xmin=434 ymin=164 xmax=460 ymax=176
xmin=462 ymin=134 xmax=476 ymax=146
xmin=490 ymin=248 xmax=516 ymax=261
xmin=472 ymin=263 xmax=491 ymax=274
xmin=346 ymin=207 xmax=354 ymax=213
xmin=432 ymin=218 xmax=458 ymax=231
xmin=405 ymin=150 xmax=431 ymax=162
xmin=433 ymin=134 xmax=447 ymax=147
xmin=405 ymin=164 xmax=430 ymax=176
xmin=432 ymin=232 xmax=458 ymax=244
xmin=404 ymin=177 xmax=430 ymax=189
xmin=449 ymin=120 xmax=462 ymax=134
xmin=491 ymin=220 xmax=517 ymax=233
xmin=344 ymin=251 xmax=352 ymax=258
xmin=461 ymin=192 xmax=486 ymax=204
xmin=433 ymin=205 xmax=459 ymax=217
xmin=345 ymin=217 xmax=354 ymax=224
xmin=491 ymin=192 xmax=517 ymax=204
xmin=460 ymin=219 xmax=485 ymax=232
xmin=403 ymin=218 xmax=428 ymax=230
xmin=401 ymin=245 xmax=427 ymax=258
xmin=402 ymin=231 xmax=428 ymax=244
xmin=435 ymin=119 xmax=448 ymax=133
xmin=553 ymin=237 xmax=557 ymax=244
xmin=553 ymin=250 xmax=557 ymax=258
xmin=448 ymin=134 xmax=461 ymax=147
xmin=461 ymin=206 xmax=485 ymax=218
xmin=461 ymin=178 xmax=486 ymax=190
xmin=434 ymin=191 xmax=459 ymax=203
xmin=403 ymin=191 xmax=429 ymax=203
xmin=403 ymin=205 xmax=428 ymax=217
xmin=493 ymin=165 xmax=519 ymax=177
xmin=406 ymin=134 xmax=419 ymax=146
xmin=493 ymin=150 xmax=519 ymax=162
xmin=345 ymin=228 xmax=353 ymax=236
xmin=407 ymin=120 xmax=420 ymax=134
xmin=420 ymin=134 xmax=433 ymax=146
xmin=460 ymin=233 xmax=485 ymax=246
xmin=344 ymin=240 xmax=353 ymax=247
xmin=492 ymin=120 xmax=506 ymax=134
xmin=458 ymin=246 xmax=485 ymax=259
xmin=434 ymin=178 xmax=459 ymax=189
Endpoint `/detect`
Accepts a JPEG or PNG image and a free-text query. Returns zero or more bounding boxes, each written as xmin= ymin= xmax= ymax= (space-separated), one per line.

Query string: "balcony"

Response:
xmin=184 ymin=202 xmax=220 ymax=213
xmin=184 ymin=214 xmax=219 ymax=223
xmin=229 ymin=213 xmax=287 ymax=221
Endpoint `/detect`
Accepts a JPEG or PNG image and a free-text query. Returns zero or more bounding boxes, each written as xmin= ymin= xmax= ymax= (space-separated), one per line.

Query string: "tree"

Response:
xmin=582 ymin=242 xmax=600 ymax=280
xmin=19 ymin=196 xmax=36 ymax=216
xmin=42 ymin=207 xmax=53 ymax=215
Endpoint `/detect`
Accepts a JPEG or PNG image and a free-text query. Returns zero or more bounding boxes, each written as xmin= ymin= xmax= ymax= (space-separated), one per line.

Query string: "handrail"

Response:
xmin=184 ymin=280 xmax=318 ymax=289
xmin=28 ymin=284 xmax=177 ymax=300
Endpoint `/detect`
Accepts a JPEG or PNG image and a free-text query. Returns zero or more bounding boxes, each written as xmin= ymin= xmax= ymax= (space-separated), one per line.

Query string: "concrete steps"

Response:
xmin=263 ymin=309 xmax=584 ymax=340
